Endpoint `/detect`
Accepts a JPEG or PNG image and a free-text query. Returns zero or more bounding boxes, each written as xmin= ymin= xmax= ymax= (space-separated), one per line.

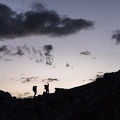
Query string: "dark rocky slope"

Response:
xmin=1 ymin=70 xmax=120 ymax=120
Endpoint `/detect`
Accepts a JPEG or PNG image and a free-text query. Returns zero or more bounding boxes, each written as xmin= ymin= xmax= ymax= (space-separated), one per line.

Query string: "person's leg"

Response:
xmin=35 ymin=91 xmax=36 ymax=96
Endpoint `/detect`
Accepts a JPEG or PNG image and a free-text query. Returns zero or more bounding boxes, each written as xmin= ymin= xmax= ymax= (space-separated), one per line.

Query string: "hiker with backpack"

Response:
xmin=33 ymin=86 xmax=37 ymax=97
xmin=44 ymin=83 xmax=49 ymax=93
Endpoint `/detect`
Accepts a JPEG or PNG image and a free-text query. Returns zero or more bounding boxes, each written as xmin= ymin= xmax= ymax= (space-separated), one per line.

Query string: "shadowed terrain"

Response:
xmin=1 ymin=70 xmax=120 ymax=120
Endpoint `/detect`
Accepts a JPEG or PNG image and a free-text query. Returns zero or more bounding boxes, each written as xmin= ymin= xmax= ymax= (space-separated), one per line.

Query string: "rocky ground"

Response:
xmin=1 ymin=70 xmax=120 ymax=120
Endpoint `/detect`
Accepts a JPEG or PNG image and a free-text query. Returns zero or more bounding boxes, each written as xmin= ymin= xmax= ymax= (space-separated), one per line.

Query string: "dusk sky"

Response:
xmin=0 ymin=0 xmax=120 ymax=98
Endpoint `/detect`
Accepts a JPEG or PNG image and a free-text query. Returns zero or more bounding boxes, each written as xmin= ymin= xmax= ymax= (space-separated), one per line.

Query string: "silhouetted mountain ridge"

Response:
xmin=1 ymin=70 xmax=120 ymax=120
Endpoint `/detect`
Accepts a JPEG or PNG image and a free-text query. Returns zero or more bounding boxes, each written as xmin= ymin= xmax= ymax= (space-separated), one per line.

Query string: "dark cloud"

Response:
xmin=11 ymin=74 xmax=58 ymax=84
xmin=43 ymin=45 xmax=53 ymax=54
xmin=0 ymin=2 xmax=94 ymax=40
xmin=0 ymin=44 xmax=54 ymax=65
xmin=80 ymin=51 xmax=91 ymax=55
xmin=89 ymin=79 xmax=95 ymax=82
xmin=96 ymin=74 xmax=104 ymax=79
xmin=13 ymin=47 xmax=24 ymax=56
xmin=0 ymin=45 xmax=27 ymax=58
xmin=112 ymin=30 xmax=120 ymax=44
xmin=95 ymin=72 xmax=104 ymax=79
xmin=0 ymin=45 xmax=7 ymax=52
xmin=66 ymin=62 xmax=70 ymax=67
xmin=21 ymin=77 xmax=38 ymax=83
xmin=43 ymin=45 xmax=53 ymax=65
xmin=0 ymin=45 xmax=10 ymax=55
xmin=66 ymin=62 xmax=73 ymax=68
xmin=89 ymin=72 xmax=104 ymax=82
xmin=21 ymin=78 xmax=31 ymax=83
xmin=42 ymin=78 xmax=58 ymax=83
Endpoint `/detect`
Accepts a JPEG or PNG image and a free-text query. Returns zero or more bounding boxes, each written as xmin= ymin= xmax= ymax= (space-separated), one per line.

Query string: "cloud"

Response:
xmin=10 ymin=74 xmax=39 ymax=83
xmin=92 ymin=57 xmax=96 ymax=60
xmin=24 ymin=92 xmax=30 ymax=96
xmin=0 ymin=45 xmax=7 ymax=52
xmin=80 ymin=51 xmax=91 ymax=55
xmin=12 ymin=46 xmax=24 ymax=56
xmin=0 ymin=45 xmax=10 ymax=55
xmin=0 ymin=44 xmax=54 ymax=65
xmin=112 ymin=30 xmax=120 ymax=44
xmin=11 ymin=74 xmax=58 ymax=84
xmin=66 ymin=62 xmax=70 ymax=67
xmin=42 ymin=78 xmax=58 ymax=83
xmin=95 ymin=72 xmax=104 ymax=79
xmin=21 ymin=77 xmax=38 ymax=83
xmin=43 ymin=45 xmax=53 ymax=65
xmin=0 ymin=45 xmax=23 ymax=56
xmin=89 ymin=79 xmax=95 ymax=82
xmin=4 ymin=58 xmax=12 ymax=61
xmin=0 ymin=45 xmax=28 ymax=58
xmin=89 ymin=72 xmax=104 ymax=82
xmin=96 ymin=74 xmax=104 ymax=79
xmin=0 ymin=2 xmax=94 ymax=40
xmin=17 ymin=92 xmax=30 ymax=98
xmin=66 ymin=62 xmax=73 ymax=68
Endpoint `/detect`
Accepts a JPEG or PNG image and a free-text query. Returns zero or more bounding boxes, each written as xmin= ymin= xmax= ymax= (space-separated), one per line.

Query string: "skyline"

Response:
xmin=0 ymin=0 xmax=120 ymax=98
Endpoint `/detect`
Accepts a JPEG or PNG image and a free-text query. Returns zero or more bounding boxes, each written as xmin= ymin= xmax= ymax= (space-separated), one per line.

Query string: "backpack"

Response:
xmin=33 ymin=86 xmax=36 ymax=91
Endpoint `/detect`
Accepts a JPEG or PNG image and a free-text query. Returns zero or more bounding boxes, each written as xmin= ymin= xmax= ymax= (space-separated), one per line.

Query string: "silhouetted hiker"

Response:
xmin=33 ymin=86 xmax=37 ymax=97
xmin=44 ymin=84 xmax=49 ymax=93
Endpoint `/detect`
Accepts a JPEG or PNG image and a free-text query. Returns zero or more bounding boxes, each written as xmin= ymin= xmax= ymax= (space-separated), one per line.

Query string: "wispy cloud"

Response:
xmin=80 ymin=51 xmax=91 ymax=55
xmin=11 ymin=74 xmax=39 ymax=83
xmin=14 ymin=92 xmax=30 ymax=98
xmin=89 ymin=72 xmax=104 ymax=82
xmin=66 ymin=62 xmax=73 ymax=68
xmin=112 ymin=30 xmax=120 ymax=44
xmin=42 ymin=78 xmax=58 ymax=83
xmin=43 ymin=45 xmax=53 ymax=65
xmin=4 ymin=58 xmax=12 ymax=61
xmin=12 ymin=47 xmax=24 ymax=56
xmin=0 ymin=45 xmax=11 ymax=55
xmin=92 ymin=57 xmax=96 ymax=60
xmin=0 ymin=44 xmax=54 ymax=65
xmin=11 ymin=74 xmax=58 ymax=84
xmin=66 ymin=62 xmax=70 ymax=67
xmin=0 ymin=2 xmax=94 ymax=40
xmin=20 ymin=74 xmax=38 ymax=83
xmin=23 ymin=92 xmax=30 ymax=96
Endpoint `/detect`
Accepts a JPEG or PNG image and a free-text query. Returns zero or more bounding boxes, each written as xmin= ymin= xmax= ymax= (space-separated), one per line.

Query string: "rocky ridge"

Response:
xmin=1 ymin=70 xmax=120 ymax=120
